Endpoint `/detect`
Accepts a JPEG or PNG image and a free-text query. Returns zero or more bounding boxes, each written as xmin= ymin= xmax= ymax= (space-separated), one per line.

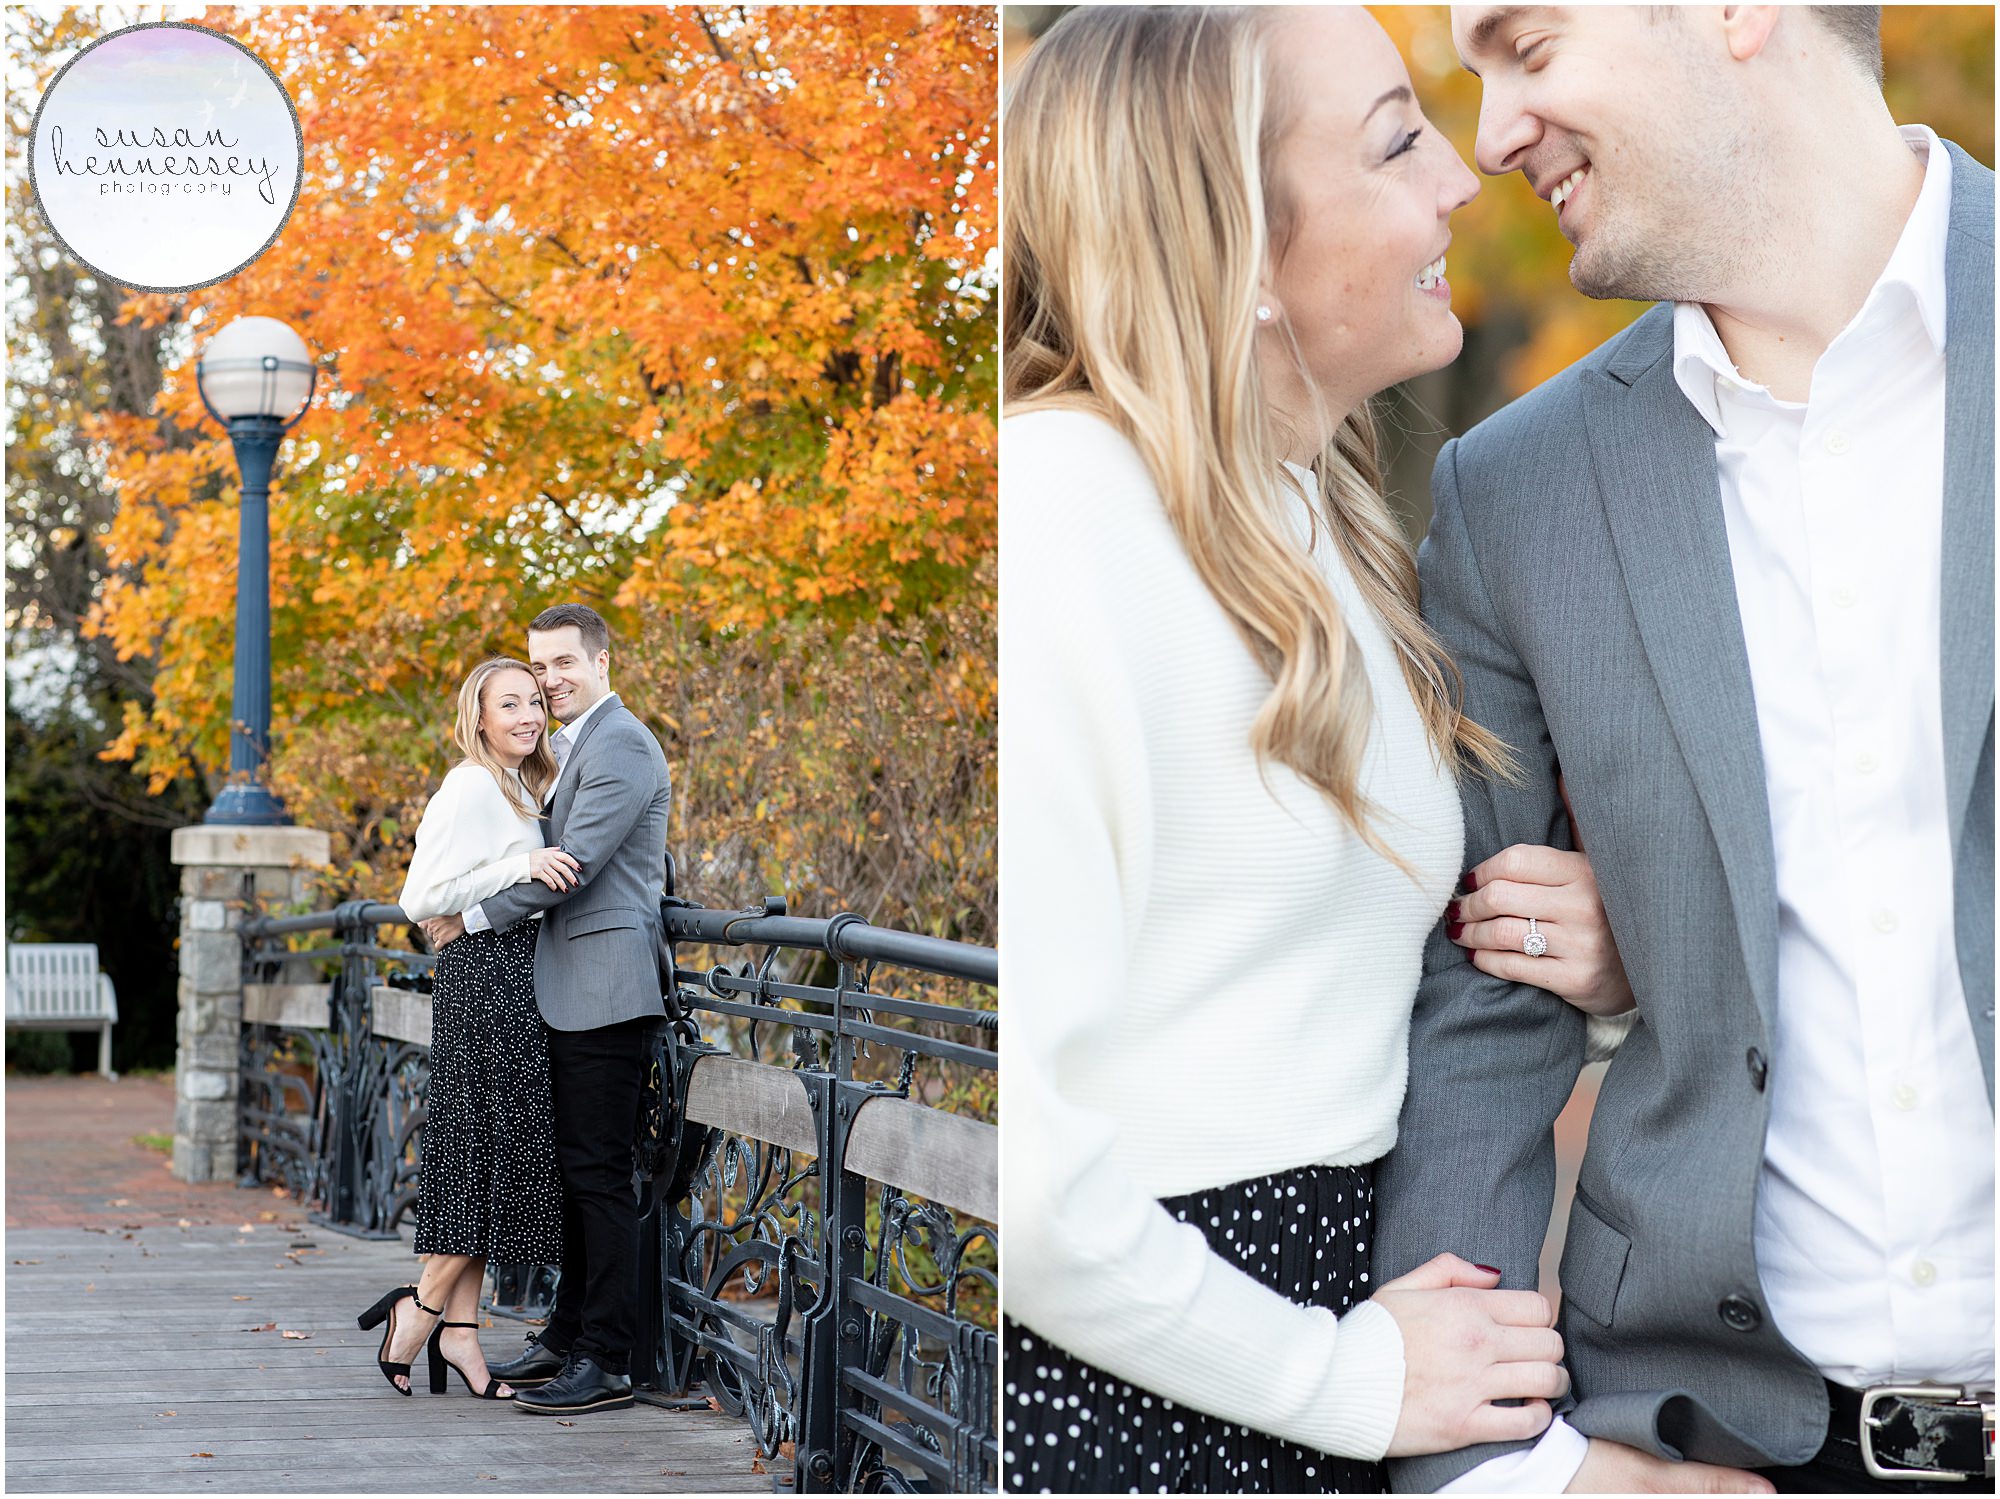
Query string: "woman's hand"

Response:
xmin=1446 ymin=844 xmax=1635 ymax=1017
xmin=1372 ymin=1254 xmax=1568 ymax=1457
xmin=528 ymin=846 xmax=582 ymax=892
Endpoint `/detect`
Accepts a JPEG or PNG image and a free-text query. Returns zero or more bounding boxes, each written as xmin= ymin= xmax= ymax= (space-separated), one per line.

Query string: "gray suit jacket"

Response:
xmin=480 ymin=693 xmax=673 ymax=1032
xmin=1376 ymin=144 xmax=1994 ymax=1489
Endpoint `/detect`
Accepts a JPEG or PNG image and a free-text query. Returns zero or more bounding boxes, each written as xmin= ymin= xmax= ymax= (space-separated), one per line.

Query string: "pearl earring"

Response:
xmin=1256 ymin=305 xmax=1274 ymax=324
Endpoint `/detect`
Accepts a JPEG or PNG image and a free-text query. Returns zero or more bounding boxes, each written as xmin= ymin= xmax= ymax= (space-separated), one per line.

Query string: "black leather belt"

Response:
xmin=1826 ymin=1380 xmax=1995 ymax=1482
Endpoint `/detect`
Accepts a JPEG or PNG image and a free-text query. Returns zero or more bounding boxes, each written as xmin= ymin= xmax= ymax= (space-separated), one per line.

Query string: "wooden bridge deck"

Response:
xmin=4 ymin=1075 xmax=769 ymax=1494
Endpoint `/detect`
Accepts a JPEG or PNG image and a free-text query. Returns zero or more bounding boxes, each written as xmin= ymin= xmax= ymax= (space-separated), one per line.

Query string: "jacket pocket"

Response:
xmin=566 ymin=906 xmax=642 ymax=939
xmin=1559 ymin=1193 xmax=1632 ymax=1328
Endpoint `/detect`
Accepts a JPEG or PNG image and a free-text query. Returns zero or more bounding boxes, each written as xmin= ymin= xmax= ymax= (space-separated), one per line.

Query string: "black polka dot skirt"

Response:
xmin=413 ymin=919 xmax=566 ymax=1264
xmin=1003 ymin=1162 xmax=1385 ymax=1494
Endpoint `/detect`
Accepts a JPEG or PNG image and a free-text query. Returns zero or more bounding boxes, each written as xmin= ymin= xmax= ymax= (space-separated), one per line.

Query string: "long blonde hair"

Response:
xmin=1004 ymin=5 xmax=1514 ymax=863
xmin=453 ymin=658 xmax=557 ymax=817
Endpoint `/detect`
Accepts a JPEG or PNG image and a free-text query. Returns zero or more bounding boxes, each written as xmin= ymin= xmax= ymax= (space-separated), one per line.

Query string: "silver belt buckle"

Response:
xmin=1859 ymin=1383 xmax=1995 ymax=1482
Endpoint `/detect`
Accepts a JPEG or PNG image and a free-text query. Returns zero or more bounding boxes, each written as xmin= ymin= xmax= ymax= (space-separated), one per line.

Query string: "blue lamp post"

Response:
xmin=195 ymin=316 xmax=316 ymax=827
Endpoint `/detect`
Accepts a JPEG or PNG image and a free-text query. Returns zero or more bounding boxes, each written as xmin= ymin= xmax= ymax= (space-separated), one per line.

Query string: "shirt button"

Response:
xmin=1825 ymin=429 xmax=1852 ymax=455
xmin=1855 ymin=752 xmax=1881 ymax=774
xmin=1892 ymin=1083 xmax=1920 ymax=1111
xmin=1912 ymin=1259 xmax=1937 ymax=1288
xmin=1873 ymin=909 xmax=1900 ymax=934
xmin=1832 ymin=586 xmax=1859 ymax=609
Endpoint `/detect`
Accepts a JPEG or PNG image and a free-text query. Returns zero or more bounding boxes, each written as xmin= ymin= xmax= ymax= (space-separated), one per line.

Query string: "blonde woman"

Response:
xmin=357 ymin=658 xmax=579 ymax=1399
xmin=1002 ymin=7 xmax=1638 ymax=1492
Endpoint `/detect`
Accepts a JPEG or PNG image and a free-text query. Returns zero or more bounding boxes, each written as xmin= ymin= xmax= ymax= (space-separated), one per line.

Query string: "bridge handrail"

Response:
xmin=233 ymin=892 xmax=997 ymax=1492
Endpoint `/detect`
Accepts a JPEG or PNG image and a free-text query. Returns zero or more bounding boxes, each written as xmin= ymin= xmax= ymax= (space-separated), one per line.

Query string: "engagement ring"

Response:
xmin=1523 ymin=917 xmax=1548 ymax=958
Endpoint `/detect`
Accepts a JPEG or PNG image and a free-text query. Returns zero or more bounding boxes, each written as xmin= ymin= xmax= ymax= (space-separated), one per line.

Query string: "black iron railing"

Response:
xmin=235 ymin=893 xmax=997 ymax=1493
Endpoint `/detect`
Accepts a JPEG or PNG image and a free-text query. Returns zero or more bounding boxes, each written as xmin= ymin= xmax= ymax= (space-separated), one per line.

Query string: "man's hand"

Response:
xmin=1566 ymin=1438 xmax=1774 ymax=1493
xmin=419 ymin=913 xmax=466 ymax=950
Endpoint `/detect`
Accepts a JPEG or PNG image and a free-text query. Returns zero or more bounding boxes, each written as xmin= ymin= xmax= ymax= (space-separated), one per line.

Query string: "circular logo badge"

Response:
xmin=29 ymin=21 xmax=303 ymax=294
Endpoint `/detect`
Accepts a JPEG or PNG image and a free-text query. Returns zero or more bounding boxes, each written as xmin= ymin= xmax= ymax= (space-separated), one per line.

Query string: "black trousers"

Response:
xmin=541 ymin=1016 xmax=653 ymax=1374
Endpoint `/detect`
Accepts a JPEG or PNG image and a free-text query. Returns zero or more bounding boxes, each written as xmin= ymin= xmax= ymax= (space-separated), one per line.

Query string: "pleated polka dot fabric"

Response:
xmin=1003 ymin=1163 xmax=1385 ymax=1494
xmin=413 ymin=919 xmax=566 ymax=1265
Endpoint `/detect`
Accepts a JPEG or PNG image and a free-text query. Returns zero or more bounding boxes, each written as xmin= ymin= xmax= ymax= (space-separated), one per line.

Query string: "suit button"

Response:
xmin=1719 ymin=1295 xmax=1762 ymax=1332
xmin=1746 ymin=1047 xmax=1768 ymax=1092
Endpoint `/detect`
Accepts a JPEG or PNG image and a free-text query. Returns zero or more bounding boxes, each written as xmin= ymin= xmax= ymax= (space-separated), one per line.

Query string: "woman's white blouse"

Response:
xmin=396 ymin=763 xmax=546 ymax=922
xmin=1000 ymin=409 xmax=1465 ymax=1460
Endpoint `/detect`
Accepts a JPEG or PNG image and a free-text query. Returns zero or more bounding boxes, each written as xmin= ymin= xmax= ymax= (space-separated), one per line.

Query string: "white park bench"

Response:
xmin=6 ymin=943 xmax=118 ymax=1079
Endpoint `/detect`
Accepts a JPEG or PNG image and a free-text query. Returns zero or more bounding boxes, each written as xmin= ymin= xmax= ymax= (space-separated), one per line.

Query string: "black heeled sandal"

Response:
xmin=429 ymin=1319 xmax=512 ymax=1398
xmin=357 ymin=1285 xmax=444 ymax=1395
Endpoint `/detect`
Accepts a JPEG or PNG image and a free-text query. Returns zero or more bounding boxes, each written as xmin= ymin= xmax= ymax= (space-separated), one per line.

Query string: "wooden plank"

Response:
xmin=684 ymin=1056 xmax=817 ymax=1154
xmin=242 ymin=985 xmax=328 ymax=1029
xmin=369 ymin=986 xmax=432 ymax=1047
xmin=4 ymin=1221 xmax=766 ymax=1494
xmin=844 ymin=1096 xmax=997 ymax=1223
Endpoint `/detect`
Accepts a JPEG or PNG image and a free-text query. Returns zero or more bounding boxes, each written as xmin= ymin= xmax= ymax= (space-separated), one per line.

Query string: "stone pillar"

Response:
xmin=168 ymin=824 xmax=331 ymax=1183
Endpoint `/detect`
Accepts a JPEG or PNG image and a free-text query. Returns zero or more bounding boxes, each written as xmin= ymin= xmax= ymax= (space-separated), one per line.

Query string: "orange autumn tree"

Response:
xmin=87 ymin=5 xmax=996 ymax=943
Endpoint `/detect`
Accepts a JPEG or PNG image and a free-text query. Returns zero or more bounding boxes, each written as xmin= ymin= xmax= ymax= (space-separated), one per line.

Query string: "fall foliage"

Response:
xmin=29 ymin=6 xmax=995 ymax=947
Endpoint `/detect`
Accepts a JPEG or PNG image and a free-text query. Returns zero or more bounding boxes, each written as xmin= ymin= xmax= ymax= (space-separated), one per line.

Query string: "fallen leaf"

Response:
xmin=779 ymin=1441 xmax=796 ymax=1460
xmin=556 ymin=1419 xmax=576 ymax=1427
xmin=751 ymin=1459 xmax=769 ymax=1474
xmin=272 ymin=1186 xmax=291 ymax=1198
xmin=705 ymin=1396 xmax=722 ymax=1413
xmin=243 ymin=1322 xmax=277 ymax=1333
xmin=110 ymin=1198 xmax=130 ymax=1206
xmin=12 ymin=1259 xmax=40 ymax=1265
xmin=259 ymin=1211 xmax=278 ymax=1221
xmin=659 ymin=1472 xmax=686 ymax=1479
xmin=280 ymin=1330 xmax=310 ymax=1340
xmin=85 ymin=1283 xmax=96 ymax=1292
xmin=156 ymin=1411 xmax=177 ymax=1418
xmin=191 ymin=1452 xmax=214 ymax=1459
xmin=177 ymin=1218 xmax=192 ymax=1228
xmin=238 ymin=1224 xmax=256 ymax=1233
xmin=231 ymin=1296 xmax=252 ymax=1302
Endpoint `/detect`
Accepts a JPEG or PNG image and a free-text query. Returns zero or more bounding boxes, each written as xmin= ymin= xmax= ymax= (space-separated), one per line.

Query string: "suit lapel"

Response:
xmin=1583 ymin=317 xmax=1781 ymax=1028
xmin=547 ymin=693 xmax=623 ymax=832
xmin=1938 ymin=145 xmax=1994 ymax=857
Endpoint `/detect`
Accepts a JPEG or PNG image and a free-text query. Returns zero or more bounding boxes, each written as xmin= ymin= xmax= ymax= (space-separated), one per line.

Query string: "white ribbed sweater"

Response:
xmin=397 ymin=763 xmax=546 ymax=922
xmin=1000 ymin=409 xmax=1464 ymax=1460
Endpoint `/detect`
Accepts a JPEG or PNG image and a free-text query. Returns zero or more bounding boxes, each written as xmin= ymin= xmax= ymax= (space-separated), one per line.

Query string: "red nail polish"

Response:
xmin=1447 ymin=922 xmax=1465 ymax=940
xmin=1445 ymin=901 xmax=1462 ymax=923
xmin=1462 ymin=870 xmax=1479 ymax=892
xmin=1475 ymin=1264 xmax=1501 ymax=1276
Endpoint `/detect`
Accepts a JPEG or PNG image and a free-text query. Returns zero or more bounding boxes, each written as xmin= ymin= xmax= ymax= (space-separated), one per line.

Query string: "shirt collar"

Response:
xmin=553 ymin=688 xmax=615 ymax=743
xmin=1671 ymin=124 xmax=1951 ymax=437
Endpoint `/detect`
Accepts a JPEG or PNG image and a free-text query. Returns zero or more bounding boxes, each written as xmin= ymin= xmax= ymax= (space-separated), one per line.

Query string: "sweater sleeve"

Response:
xmin=999 ymin=411 xmax=1407 ymax=1459
xmin=396 ymin=768 xmax=536 ymax=922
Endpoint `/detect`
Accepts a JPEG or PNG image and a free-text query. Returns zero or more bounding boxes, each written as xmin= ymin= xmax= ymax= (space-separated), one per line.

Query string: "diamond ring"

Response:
xmin=1523 ymin=917 xmax=1548 ymax=958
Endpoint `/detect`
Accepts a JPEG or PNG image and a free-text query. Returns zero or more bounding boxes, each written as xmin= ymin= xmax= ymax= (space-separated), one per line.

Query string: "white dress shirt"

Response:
xmin=1450 ymin=125 xmax=1992 ymax=1494
xmin=463 ymin=689 xmax=615 ymax=933
xmin=396 ymin=763 xmax=545 ymax=921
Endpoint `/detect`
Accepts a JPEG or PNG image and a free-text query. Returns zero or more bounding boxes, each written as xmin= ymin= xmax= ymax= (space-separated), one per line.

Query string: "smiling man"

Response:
xmin=1373 ymin=6 xmax=1994 ymax=1494
xmin=420 ymin=602 xmax=672 ymax=1417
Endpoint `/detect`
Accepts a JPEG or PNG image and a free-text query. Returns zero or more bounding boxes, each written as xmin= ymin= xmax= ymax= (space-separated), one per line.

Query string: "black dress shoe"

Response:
xmin=487 ymin=1332 xmax=568 ymax=1389
xmin=511 ymin=1354 xmax=633 ymax=1414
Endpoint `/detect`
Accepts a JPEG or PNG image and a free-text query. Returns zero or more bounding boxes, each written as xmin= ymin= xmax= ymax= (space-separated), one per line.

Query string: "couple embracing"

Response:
xmin=357 ymin=603 xmax=671 ymax=1417
xmin=1003 ymin=5 xmax=1991 ymax=1494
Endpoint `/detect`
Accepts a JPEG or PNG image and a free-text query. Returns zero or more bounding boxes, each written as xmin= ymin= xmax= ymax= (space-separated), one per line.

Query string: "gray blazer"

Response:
xmin=480 ymin=693 xmax=673 ymax=1033
xmin=1376 ymin=144 xmax=1994 ymax=1489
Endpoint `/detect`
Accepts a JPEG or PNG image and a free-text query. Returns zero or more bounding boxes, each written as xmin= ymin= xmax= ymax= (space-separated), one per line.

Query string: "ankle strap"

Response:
xmin=442 ymin=1320 xmax=480 ymax=1328
xmin=411 ymin=1292 xmax=445 ymax=1317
